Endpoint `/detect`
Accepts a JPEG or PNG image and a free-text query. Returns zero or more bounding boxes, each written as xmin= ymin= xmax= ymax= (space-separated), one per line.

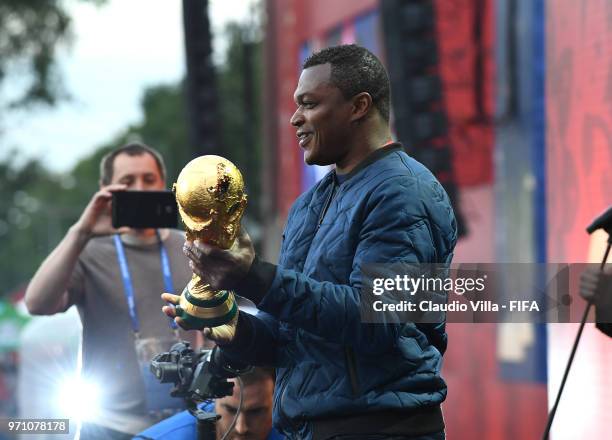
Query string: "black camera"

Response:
xmin=150 ymin=341 xmax=250 ymax=402
xmin=150 ymin=342 xmax=252 ymax=440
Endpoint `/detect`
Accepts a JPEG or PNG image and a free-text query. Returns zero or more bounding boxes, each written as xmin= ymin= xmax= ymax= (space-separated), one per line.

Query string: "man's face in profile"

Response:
xmin=110 ymin=152 xmax=165 ymax=191
xmin=215 ymin=377 xmax=274 ymax=440
xmin=290 ymin=63 xmax=354 ymax=167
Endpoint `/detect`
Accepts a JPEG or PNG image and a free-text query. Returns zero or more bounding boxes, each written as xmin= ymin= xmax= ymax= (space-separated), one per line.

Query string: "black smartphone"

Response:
xmin=112 ymin=191 xmax=178 ymax=229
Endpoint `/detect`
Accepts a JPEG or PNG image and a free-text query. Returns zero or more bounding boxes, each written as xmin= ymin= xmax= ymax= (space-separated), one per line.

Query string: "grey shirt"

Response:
xmin=67 ymin=229 xmax=193 ymax=434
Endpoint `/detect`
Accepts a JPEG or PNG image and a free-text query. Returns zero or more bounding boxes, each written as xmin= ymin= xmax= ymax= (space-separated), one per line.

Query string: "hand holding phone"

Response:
xmin=72 ymin=184 xmax=129 ymax=237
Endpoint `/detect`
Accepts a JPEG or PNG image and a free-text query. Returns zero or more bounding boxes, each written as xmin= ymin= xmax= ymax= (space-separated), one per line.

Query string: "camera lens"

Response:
xmin=150 ymin=359 xmax=179 ymax=384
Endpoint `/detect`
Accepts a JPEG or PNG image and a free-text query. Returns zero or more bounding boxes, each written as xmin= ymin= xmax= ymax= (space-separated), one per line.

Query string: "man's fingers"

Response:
xmin=184 ymin=240 xmax=235 ymax=269
xmin=96 ymin=191 xmax=114 ymax=200
xmin=189 ymin=262 xmax=217 ymax=289
xmin=162 ymin=292 xmax=181 ymax=305
xmin=580 ymin=275 xmax=597 ymax=286
xmin=237 ymin=227 xmax=252 ymax=246
xmin=97 ymin=184 xmax=127 ymax=200
xmin=183 ymin=242 xmax=211 ymax=263
xmin=163 ymin=306 xmax=196 ymax=331
xmin=202 ymin=327 xmax=223 ymax=343
xmin=188 ymin=261 xmax=205 ymax=279
xmin=183 ymin=245 xmax=200 ymax=263
xmin=162 ymin=305 xmax=176 ymax=319
xmin=174 ymin=316 xmax=198 ymax=331
xmin=582 ymin=273 xmax=599 ymax=283
xmin=162 ymin=302 xmax=198 ymax=331
xmin=579 ymin=277 xmax=597 ymax=289
xmin=184 ymin=246 xmax=225 ymax=275
xmin=193 ymin=240 xmax=230 ymax=259
xmin=103 ymin=183 xmax=128 ymax=192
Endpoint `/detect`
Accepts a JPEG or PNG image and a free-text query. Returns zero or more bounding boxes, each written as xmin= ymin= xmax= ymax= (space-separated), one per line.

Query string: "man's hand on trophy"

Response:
xmin=73 ymin=184 xmax=131 ymax=237
xmin=161 ymin=292 xmax=198 ymax=330
xmin=183 ymin=228 xmax=255 ymax=291
xmin=161 ymin=292 xmax=238 ymax=345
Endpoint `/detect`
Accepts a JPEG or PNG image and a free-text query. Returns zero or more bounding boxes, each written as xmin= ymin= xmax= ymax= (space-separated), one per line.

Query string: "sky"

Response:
xmin=1 ymin=0 xmax=257 ymax=172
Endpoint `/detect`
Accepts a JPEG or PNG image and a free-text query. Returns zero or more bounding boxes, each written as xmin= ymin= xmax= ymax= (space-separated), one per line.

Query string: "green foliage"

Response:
xmin=0 ymin=0 xmax=106 ymax=108
xmin=78 ymin=20 xmax=264 ymax=213
xmin=0 ymin=155 xmax=83 ymax=291
xmin=131 ymin=84 xmax=192 ymax=183
xmin=217 ymin=22 xmax=263 ymax=222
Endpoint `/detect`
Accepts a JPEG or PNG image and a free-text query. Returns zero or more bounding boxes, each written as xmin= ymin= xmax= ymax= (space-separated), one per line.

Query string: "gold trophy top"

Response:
xmin=173 ymin=155 xmax=247 ymax=249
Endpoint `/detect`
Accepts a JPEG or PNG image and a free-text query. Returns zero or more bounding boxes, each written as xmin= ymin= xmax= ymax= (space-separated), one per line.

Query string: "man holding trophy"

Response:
xmin=164 ymin=45 xmax=457 ymax=440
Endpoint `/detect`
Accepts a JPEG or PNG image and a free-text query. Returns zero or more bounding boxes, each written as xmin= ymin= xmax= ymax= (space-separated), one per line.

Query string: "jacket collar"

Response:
xmin=335 ymin=142 xmax=403 ymax=183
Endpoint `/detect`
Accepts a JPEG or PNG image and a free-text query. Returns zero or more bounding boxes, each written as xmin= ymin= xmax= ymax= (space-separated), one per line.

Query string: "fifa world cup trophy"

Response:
xmin=172 ymin=155 xmax=247 ymax=340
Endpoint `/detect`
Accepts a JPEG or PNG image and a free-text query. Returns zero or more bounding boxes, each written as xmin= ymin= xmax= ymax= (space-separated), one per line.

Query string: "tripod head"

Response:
xmin=150 ymin=341 xmax=251 ymax=402
xmin=150 ymin=342 xmax=251 ymax=440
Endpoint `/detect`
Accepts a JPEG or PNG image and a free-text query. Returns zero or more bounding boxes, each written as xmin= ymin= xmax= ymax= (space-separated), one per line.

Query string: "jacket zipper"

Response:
xmin=344 ymin=346 xmax=360 ymax=397
xmin=316 ymin=180 xmax=338 ymax=230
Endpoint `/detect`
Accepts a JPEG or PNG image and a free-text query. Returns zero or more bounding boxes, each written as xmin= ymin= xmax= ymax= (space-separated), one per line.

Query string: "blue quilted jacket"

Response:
xmin=228 ymin=144 xmax=457 ymax=438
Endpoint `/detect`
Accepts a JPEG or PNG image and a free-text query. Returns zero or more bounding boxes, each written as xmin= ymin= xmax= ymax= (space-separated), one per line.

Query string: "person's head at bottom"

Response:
xmin=215 ymin=367 xmax=274 ymax=440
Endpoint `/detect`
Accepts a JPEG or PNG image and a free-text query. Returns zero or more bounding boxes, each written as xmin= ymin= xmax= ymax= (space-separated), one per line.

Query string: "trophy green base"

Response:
xmin=177 ymin=289 xmax=238 ymax=330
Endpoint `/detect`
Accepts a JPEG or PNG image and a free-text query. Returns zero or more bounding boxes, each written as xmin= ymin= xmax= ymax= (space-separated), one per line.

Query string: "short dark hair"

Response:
xmin=240 ymin=367 xmax=275 ymax=387
xmin=99 ymin=142 xmax=166 ymax=185
xmin=303 ymin=44 xmax=391 ymax=122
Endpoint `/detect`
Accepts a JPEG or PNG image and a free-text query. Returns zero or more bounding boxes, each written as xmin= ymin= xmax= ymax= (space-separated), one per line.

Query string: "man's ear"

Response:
xmin=350 ymin=92 xmax=373 ymax=122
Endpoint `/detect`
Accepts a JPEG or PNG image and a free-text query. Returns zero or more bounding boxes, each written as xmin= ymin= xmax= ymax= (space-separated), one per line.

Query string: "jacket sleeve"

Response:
xmin=219 ymin=310 xmax=281 ymax=367
xmin=237 ymin=176 xmax=453 ymax=355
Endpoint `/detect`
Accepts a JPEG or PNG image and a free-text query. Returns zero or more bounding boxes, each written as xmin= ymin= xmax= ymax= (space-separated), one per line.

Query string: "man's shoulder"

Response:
xmin=135 ymin=402 xmax=211 ymax=439
xmin=345 ymin=150 xmax=456 ymax=238
xmin=346 ymin=154 xmax=441 ymax=205
xmin=364 ymin=149 xmax=435 ymax=186
xmin=134 ymin=409 xmax=196 ymax=439
xmin=268 ymin=428 xmax=285 ymax=440
xmin=85 ymin=234 xmax=114 ymax=248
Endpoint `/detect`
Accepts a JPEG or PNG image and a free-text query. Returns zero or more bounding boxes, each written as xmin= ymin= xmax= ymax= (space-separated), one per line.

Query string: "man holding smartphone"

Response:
xmin=25 ymin=143 xmax=194 ymax=439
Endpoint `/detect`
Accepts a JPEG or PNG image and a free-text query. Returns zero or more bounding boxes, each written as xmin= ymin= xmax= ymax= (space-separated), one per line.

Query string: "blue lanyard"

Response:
xmin=113 ymin=232 xmax=177 ymax=333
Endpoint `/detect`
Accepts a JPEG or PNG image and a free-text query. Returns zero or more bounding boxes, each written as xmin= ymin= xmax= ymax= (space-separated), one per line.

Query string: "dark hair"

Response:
xmin=303 ymin=44 xmax=391 ymax=122
xmin=99 ymin=142 xmax=166 ymax=185
xmin=239 ymin=367 xmax=275 ymax=387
